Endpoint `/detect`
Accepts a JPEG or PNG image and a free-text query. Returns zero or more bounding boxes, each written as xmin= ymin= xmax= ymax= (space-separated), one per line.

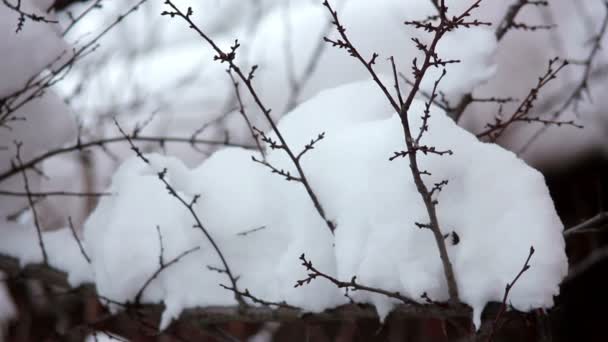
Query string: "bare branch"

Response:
xmin=486 ymin=246 xmax=535 ymax=341
xmin=322 ymin=0 xmax=482 ymax=303
xmin=476 ymin=58 xmax=581 ymax=141
xmin=296 ymin=254 xmax=420 ymax=306
xmin=14 ymin=141 xmax=48 ymax=264
xmin=114 ymin=119 xmax=245 ymax=305
xmin=162 ymin=1 xmax=336 ymax=234
xmin=521 ymin=1 xmax=608 ymax=151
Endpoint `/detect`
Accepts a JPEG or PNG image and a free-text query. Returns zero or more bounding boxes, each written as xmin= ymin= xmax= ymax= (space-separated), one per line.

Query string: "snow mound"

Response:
xmin=2 ymin=80 xmax=566 ymax=330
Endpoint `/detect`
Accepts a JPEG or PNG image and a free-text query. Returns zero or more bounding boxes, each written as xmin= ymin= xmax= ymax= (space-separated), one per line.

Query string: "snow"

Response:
xmin=0 ymin=79 xmax=566 ymax=330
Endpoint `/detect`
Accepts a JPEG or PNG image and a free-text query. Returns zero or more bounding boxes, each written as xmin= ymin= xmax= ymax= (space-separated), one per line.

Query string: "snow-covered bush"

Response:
xmin=1 ymin=0 xmax=607 ymax=340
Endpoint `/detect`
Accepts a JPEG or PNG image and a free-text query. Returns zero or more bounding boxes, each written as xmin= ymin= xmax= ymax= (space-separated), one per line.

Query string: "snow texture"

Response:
xmin=0 ymin=80 xmax=567 ymax=330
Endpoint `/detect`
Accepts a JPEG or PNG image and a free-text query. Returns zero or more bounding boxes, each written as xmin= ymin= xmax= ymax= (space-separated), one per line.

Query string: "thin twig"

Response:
xmin=162 ymin=1 xmax=336 ymax=234
xmin=114 ymin=119 xmax=245 ymax=305
xmin=14 ymin=141 xmax=48 ymax=264
xmin=486 ymin=246 xmax=535 ymax=342
xmin=67 ymin=216 xmax=91 ymax=264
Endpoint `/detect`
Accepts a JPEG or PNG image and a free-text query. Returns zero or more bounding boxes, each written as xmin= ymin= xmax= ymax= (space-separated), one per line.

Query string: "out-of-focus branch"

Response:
xmin=296 ymin=253 xmax=420 ymax=306
xmin=475 ymin=58 xmax=581 ymax=141
xmin=114 ymin=119 xmax=246 ymax=306
xmin=496 ymin=0 xmax=550 ymax=40
xmin=0 ymin=135 xmax=254 ymax=185
xmin=521 ymin=0 xmax=608 ymax=152
xmin=451 ymin=0 xmax=548 ymax=122
xmin=564 ymin=211 xmax=608 ymax=238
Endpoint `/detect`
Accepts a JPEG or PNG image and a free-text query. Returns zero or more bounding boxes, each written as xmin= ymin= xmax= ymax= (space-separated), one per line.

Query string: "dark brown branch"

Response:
xmin=134 ymin=244 xmax=200 ymax=304
xmin=521 ymin=1 xmax=608 ymax=151
xmin=0 ymin=0 xmax=149 ymax=128
xmin=14 ymin=141 xmax=48 ymax=264
xmin=322 ymin=0 xmax=480 ymax=303
xmin=296 ymin=254 xmax=420 ymax=307
xmin=496 ymin=0 xmax=549 ymax=40
xmin=114 ymin=119 xmax=245 ymax=306
xmin=133 ymin=225 xmax=200 ymax=305
xmin=451 ymin=0 xmax=546 ymax=122
xmin=219 ymin=285 xmax=297 ymax=310
xmin=162 ymin=1 xmax=336 ymax=234
xmin=68 ymin=216 xmax=91 ymax=264
xmin=476 ymin=58 xmax=581 ymax=141
xmin=486 ymin=246 xmax=535 ymax=341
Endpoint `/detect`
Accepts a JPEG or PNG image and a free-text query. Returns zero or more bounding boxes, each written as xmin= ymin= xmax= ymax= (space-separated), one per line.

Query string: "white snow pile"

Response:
xmin=0 ymin=79 xmax=568 ymax=329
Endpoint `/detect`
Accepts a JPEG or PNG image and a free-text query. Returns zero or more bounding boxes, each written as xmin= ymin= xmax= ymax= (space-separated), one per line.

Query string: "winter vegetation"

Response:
xmin=1 ymin=0 xmax=608 ymax=341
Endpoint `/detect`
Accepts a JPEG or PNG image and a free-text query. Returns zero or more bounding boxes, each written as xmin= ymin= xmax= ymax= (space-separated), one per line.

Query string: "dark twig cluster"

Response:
xmin=0 ymin=0 xmax=149 ymax=129
xmin=321 ymin=0 xmax=491 ymax=304
xmin=1 ymin=0 xmax=58 ymax=33
xmin=296 ymin=253 xmax=419 ymax=306
xmin=450 ymin=0 xmax=549 ymax=122
xmin=495 ymin=0 xmax=551 ymax=40
xmin=113 ymin=119 xmax=245 ymax=306
xmin=476 ymin=57 xmax=582 ymax=141
xmin=521 ymin=1 xmax=608 ymax=151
